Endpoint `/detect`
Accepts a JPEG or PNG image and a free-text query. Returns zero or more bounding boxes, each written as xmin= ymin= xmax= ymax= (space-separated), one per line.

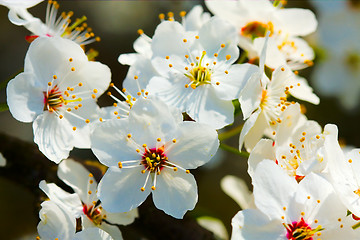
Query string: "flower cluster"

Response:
xmin=1 ymin=0 xmax=360 ymax=239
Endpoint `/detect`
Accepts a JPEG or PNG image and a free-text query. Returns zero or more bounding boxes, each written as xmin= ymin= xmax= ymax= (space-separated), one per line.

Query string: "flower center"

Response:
xmin=82 ymin=203 xmax=106 ymax=226
xmin=43 ymin=84 xmax=64 ymax=112
xmin=141 ymin=147 xmax=167 ymax=173
xmin=285 ymin=218 xmax=323 ymax=240
xmin=241 ymin=21 xmax=274 ymax=40
xmin=260 ymin=89 xmax=268 ymax=109
xmin=185 ymin=51 xmax=212 ymax=89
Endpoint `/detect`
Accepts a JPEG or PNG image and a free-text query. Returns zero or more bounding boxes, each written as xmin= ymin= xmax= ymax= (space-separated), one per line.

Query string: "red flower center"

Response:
xmin=285 ymin=218 xmax=323 ymax=240
xmin=141 ymin=147 xmax=167 ymax=173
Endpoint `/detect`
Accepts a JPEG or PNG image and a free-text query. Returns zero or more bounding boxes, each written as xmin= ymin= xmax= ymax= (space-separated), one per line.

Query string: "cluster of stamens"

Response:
xmin=284 ymin=218 xmax=323 ymax=240
xmin=43 ymin=58 xmax=100 ymax=130
xmin=117 ymin=136 xmax=190 ymax=192
xmin=83 ymin=201 xmax=106 ymax=226
xmin=105 ymin=75 xmax=149 ymax=121
xmin=241 ymin=21 xmax=274 ymax=40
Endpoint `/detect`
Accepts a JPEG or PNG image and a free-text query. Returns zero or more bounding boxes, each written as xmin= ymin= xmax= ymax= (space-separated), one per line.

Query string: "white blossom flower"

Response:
xmin=325 ymin=124 xmax=360 ymax=221
xmin=205 ymin=0 xmax=317 ymax=70
xmin=118 ymin=5 xmax=211 ymax=96
xmin=146 ymin=17 xmax=258 ymax=129
xmin=231 ymin=160 xmax=357 ymax=239
xmin=239 ymin=38 xmax=319 ymax=151
xmin=247 ymin=104 xmax=336 ymax=182
xmin=37 ymin=201 xmax=114 ymax=240
xmin=6 ymin=37 xmax=111 ymax=163
xmin=4 ymin=0 xmax=99 ymax=46
xmin=221 ymin=175 xmax=255 ymax=210
xmin=40 ymin=159 xmax=137 ymax=239
xmin=91 ymin=97 xmax=219 ymax=219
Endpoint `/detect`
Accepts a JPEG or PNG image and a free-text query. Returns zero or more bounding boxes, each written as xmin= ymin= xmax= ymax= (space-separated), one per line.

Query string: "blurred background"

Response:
xmin=0 ymin=0 xmax=360 ymax=239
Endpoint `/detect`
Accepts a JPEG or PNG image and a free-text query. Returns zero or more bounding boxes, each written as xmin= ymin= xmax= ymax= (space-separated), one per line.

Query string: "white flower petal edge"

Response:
xmin=37 ymin=200 xmax=76 ymax=240
xmin=221 ymin=175 xmax=255 ymax=210
xmin=6 ymin=36 xmax=111 ymax=163
xmin=73 ymin=228 xmax=114 ymax=240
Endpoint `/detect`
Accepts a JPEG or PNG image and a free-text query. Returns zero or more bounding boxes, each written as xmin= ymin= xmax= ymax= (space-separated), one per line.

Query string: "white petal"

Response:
xmin=248 ymin=139 xmax=275 ymax=178
xmin=0 ymin=0 xmax=43 ymax=8
xmin=24 ymin=37 xmax=88 ymax=87
xmin=277 ymin=8 xmax=317 ymax=36
xmin=253 ymin=160 xmax=297 ymax=221
xmin=198 ymin=16 xmax=239 ymax=63
xmin=239 ymin=110 xmax=261 ymax=151
xmin=253 ymin=37 xmax=286 ymax=70
xmin=98 ymin=167 xmax=151 ymax=213
xmin=289 ymin=75 xmax=320 ymax=104
xmin=231 ymin=209 xmax=284 ymax=240
xmin=74 ymin=228 xmax=115 ymax=240
xmin=57 ymin=159 xmax=97 ymax=204
xmin=133 ymin=35 xmax=152 ymax=58
xmin=39 ymin=180 xmax=83 ymax=217
xmin=118 ymin=53 xmax=138 ymax=66
xmin=182 ymin=5 xmax=210 ymax=32
xmin=197 ymin=216 xmax=228 ymax=240
xmin=186 ymin=85 xmax=235 ymax=129
xmin=6 ymin=72 xmax=44 ymax=122
xmin=104 ymin=208 xmax=138 ymax=226
xmin=98 ymin=223 xmax=122 ymax=240
xmin=0 ymin=153 xmax=6 ymax=167
xmin=33 ymin=112 xmax=74 ymax=163
xmin=122 ymin=56 xmax=159 ymax=95
xmin=37 ymin=200 xmax=76 ymax=240
xmin=221 ymin=175 xmax=254 ymax=209
xmin=238 ymin=71 xmax=262 ymax=120
xmin=153 ymin=169 xmax=198 ymax=219
xmin=165 ymin=121 xmax=219 ymax=169
xmin=91 ymin=119 xmax=140 ymax=167
xmin=213 ymin=63 xmax=259 ymax=101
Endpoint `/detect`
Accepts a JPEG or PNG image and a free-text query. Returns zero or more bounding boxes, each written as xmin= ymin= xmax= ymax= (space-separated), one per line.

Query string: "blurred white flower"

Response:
xmin=0 ymin=152 xmax=6 ymax=167
xmin=312 ymin=1 xmax=360 ymax=110
xmin=91 ymin=97 xmax=219 ymax=219
xmin=205 ymin=0 xmax=317 ymax=70
xmin=221 ymin=175 xmax=254 ymax=210
xmin=6 ymin=37 xmax=111 ymax=163
xmin=231 ymin=160 xmax=357 ymax=239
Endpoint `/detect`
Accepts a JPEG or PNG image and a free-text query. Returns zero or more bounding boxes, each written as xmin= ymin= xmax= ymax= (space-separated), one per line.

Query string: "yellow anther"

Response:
xmin=214 ymin=53 xmax=218 ymax=57
xmin=167 ymin=12 xmax=174 ymax=18
xmin=85 ymin=119 xmax=90 ymax=124
xmin=185 ymin=55 xmax=189 ymax=58
xmin=141 ymin=169 xmax=146 ymax=174
xmin=136 ymin=149 xmax=140 ymax=153
xmin=349 ymin=159 xmax=353 ymax=163
xmin=95 ymin=36 xmax=101 ymax=42
xmin=283 ymin=207 xmax=286 ymax=210
xmin=53 ymin=75 xmax=57 ymax=79
xmin=73 ymin=127 xmax=76 ymax=131
xmin=137 ymin=29 xmax=144 ymax=35
xmin=93 ymin=89 xmax=98 ymax=93
xmin=78 ymin=104 xmax=82 ymax=107
xmin=158 ymin=13 xmax=165 ymax=20
xmin=185 ymin=67 xmax=189 ymax=70
xmin=179 ymin=11 xmax=186 ymax=17
xmin=99 ymin=118 xmax=103 ymax=122
xmin=165 ymin=56 xmax=169 ymax=60
xmin=183 ymin=39 xmax=187 ymax=43
xmin=114 ymin=111 xmax=118 ymax=115
xmin=143 ymin=144 xmax=147 ymax=148
xmin=157 ymin=138 xmax=161 ymax=142
xmin=172 ymin=139 xmax=176 ymax=143
xmin=58 ymin=115 xmax=63 ymax=119
xmin=134 ymin=75 xmax=138 ymax=80
xmin=67 ymin=108 xmax=71 ymax=112
xmin=151 ymin=186 xmax=156 ymax=190
xmin=78 ymin=82 xmax=83 ymax=87
xmin=69 ymin=58 xmax=73 ymax=62
xmin=191 ymin=84 xmax=196 ymax=89
xmin=127 ymin=134 xmax=132 ymax=138
xmin=316 ymin=135 xmax=320 ymax=139
xmin=118 ymin=162 xmax=122 ymax=168
xmin=301 ymin=212 xmax=305 ymax=216
xmin=109 ymin=83 xmax=114 ymax=87
xmin=281 ymin=67 xmax=285 ymax=71
xmin=140 ymin=187 xmax=145 ymax=192
xmin=173 ymin=167 xmax=178 ymax=171
xmin=186 ymin=170 xmax=190 ymax=174
xmin=48 ymin=82 xmax=52 ymax=86
xmin=185 ymin=84 xmax=189 ymax=88
xmin=92 ymin=94 xmax=96 ymax=99
xmin=216 ymin=82 xmax=220 ymax=85
xmin=221 ymin=44 xmax=225 ymax=48
xmin=169 ymin=64 xmax=173 ymax=68
xmin=195 ymin=35 xmax=199 ymax=39
xmin=89 ymin=180 xmax=93 ymax=184
xmin=226 ymin=55 xmax=231 ymax=60
xmin=71 ymin=67 xmax=75 ymax=71
xmin=225 ymin=70 xmax=228 ymax=74
xmin=107 ymin=92 xmax=111 ymax=96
